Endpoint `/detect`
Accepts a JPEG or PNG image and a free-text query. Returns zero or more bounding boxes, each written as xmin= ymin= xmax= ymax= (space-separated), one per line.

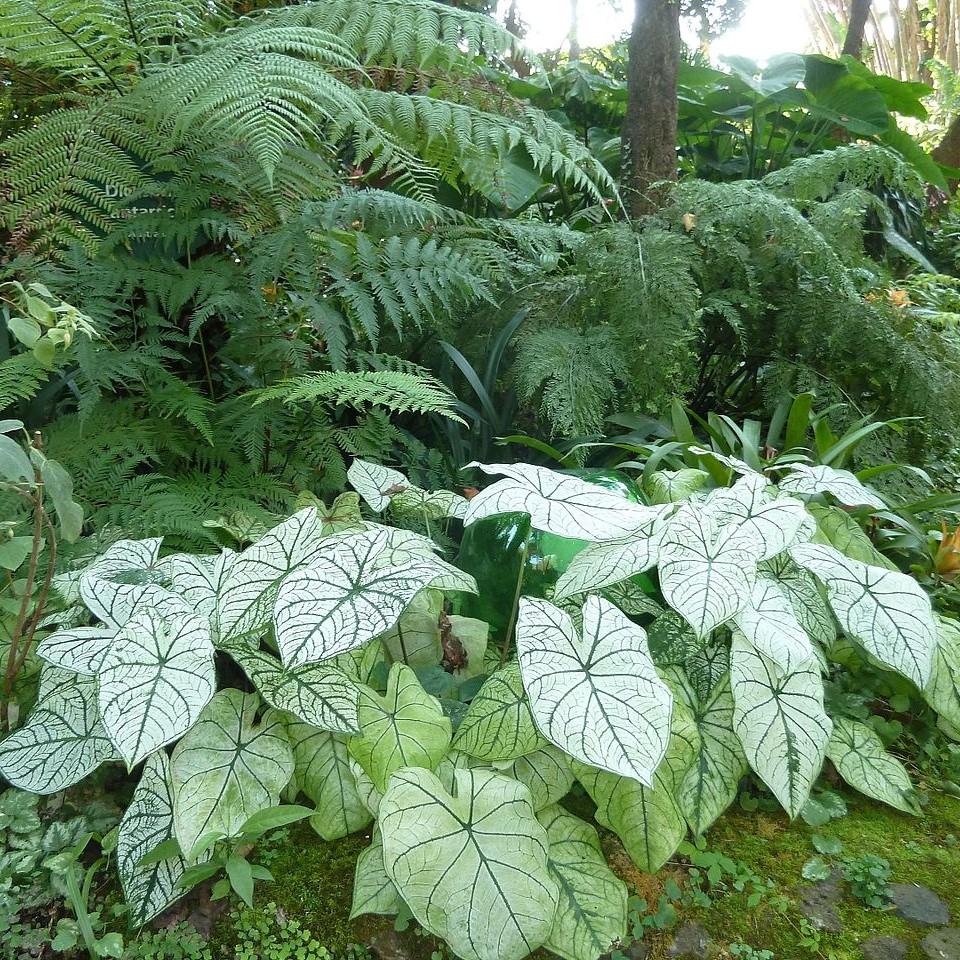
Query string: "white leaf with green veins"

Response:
xmin=117 ymin=752 xmax=188 ymax=926
xmin=0 ymin=669 xmax=115 ymax=794
xmin=287 ymin=721 xmax=371 ymax=840
xmin=217 ymin=509 xmax=325 ymax=642
xmin=348 ymin=663 xmax=451 ymax=792
xmin=224 ymin=641 xmax=360 ymax=734
xmin=778 ymin=463 xmax=885 ymax=509
xmin=688 ymin=446 xmax=760 ymax=476
xmin=733 ymin=576 xmax=815 ymax=674
xmin=731 ymin=633 xmax=830 ymax=818
xmin=826 ymin=716 xmax=920 ymax=815
xmin=348 ymin=459 xmax=408 ymax=512
xmin=464 ymin=462 xmax=663 ymax=542
xmin=350 ymin=831 xmax=403 ymax=919
xmin=79 ymin=538 xmax=165 ymax=627
xmin=538 ymin=805 xmax=628 ymax=960
xmin=379 ymin=590 xmax=442 ymax=667
xmin=926 ymin=618 xmax=960 ymax=730
xmin=658 ymin=505 xmax=760 ymax=639
xmin=170 ymin=690 xmax=294 ymax=858
xmin=492 ymin=746 xmax=574 ymax=812
xmin=646 ymin=469 xmax=710 ymax=504
xmin=392 ymin=486 xmax=468 ymax=520
xmin=99 ymin=604 xmax=216 ymax=768
xmin=36 ymin=626 xmax=116 ymax=675
xmin=807 ymin=504 xmax=898 ymax=570
xmin=790 ymin=543 xmax=937 ymax=686
xmin=350 ymin=759 xmax=383 ymax=816
xmin=452 ymin=661 xmax=545 ymax=762
xmin=516 ymin=596 xmax=672 ymax=785
xmin=159 ymin=551 xmax=235 ymax=623
xmin=761 ymin=554 xmax=837 ymax=647
xmin=380 ymin=766 xmax=558 ymax=960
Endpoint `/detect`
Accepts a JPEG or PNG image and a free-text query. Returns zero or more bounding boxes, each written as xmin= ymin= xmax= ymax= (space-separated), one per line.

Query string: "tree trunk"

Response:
xmin=568 ymin=0 xmax=580 ymax=59
xmin=841 ymin=0 xmax=872 ymax=58
xmin=622 ymin=0 xmax=680 ymax=217
xmin=933 ymin=112 xmax=960 ymax=171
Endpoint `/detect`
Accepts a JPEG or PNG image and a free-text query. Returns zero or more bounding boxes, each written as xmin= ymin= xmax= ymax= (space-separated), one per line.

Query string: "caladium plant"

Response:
xmin=0 ymin=457 xmax=952 ymax=960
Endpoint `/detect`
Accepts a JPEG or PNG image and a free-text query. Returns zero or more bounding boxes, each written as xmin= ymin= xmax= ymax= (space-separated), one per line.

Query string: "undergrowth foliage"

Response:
xmin=2 ymin=459 xmax=958 ymax=960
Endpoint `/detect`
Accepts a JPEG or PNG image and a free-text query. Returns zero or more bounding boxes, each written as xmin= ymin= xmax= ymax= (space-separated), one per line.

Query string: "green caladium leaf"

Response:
xmin=658 ymin=504 xmax=760 ymax=639
xmin=731 ymin=633 xmax=830 ymax=819
xmin=350 ymin=759 xmax=382 ymax=816
xmin=807 ymin=504 xmax=898 ymax=570
xmin=117 ymin=752 xmax=188 ymax=926
xmin=0 ymin=669 xmax=115 ymax=794
xmin=687 ymin=641 xmax=731 ymax=703
xmin=287 ymin=721 xmax=371 ymax=840
xmin=392 ymin=486 xmax=468 ymax=520
xmin=761 ymin=554 xmax=837 ymax=647
xmin=99 ymin=603 xmax=216 ymax=767
xmin=79 ymin=538 xmax=165 ymax=627
xmin=224 ymin=641 xmax=361 ymax=734
xmin=348 ymin=663 xmax=451 ymax=792
xmin=217 ymin=509 xmax=326 ymax=642
xmin=926 ymin=618 xmax=960 ymax=730
xmin=646 ymin=469 xmax=710 ymax=504
xmin=516 ymin=596 xmax=672 ymax=785
xmin=778 ymin=464 xmax=884 ymax=509
xmin=350 ymin=831 xmax=402 ymax=919
xmin=36 ymin=626 xmax=116 ymax=675
xmin=379 ymin=766 xmax=558 ymax=960
xmin=790 ymin=543 xmax=937 ymax=686
xmin=452 ymin=662 xmax=544 ymax=762
xmin=40 ymin=458 xmax=83 ymax=543
xmin=379 ymin=590 xmax=443 ymax=667
xmin=733 ymin=576 xmax=814 ymax=674
xmin=170 ymin=690 xmax=294 ymax=858
xmin=492 ymin=746 xmax=574 ymax=812
xmin=538 ymin=805 xmax=628 ymax=960
xmin=158 ymin=551 xmax=235 ymax=623
xmin=464 ymin=462 xmax=661 ymax=541
xmin=826 ymin=716 xmax=920 ymax=815
xmin=348 ymin=459 xmax=408 ymax=512
xmin=333 ymin=639 xmax=386 ymax=687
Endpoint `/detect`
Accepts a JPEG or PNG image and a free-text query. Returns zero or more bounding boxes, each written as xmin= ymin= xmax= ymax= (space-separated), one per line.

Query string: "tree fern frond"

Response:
xmin=0 ymin=353 xmax=55 ymax=412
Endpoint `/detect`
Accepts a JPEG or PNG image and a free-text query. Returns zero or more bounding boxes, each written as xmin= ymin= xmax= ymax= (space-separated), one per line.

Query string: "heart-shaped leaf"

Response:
xmin=733 ymin=576 xmax=814 ymax=674
xmin=351 ymin=831 xmax=403 ymax=919
xmin=79 ymin=539 xmax=165 ymax=628
xmin=926 ymin=618 xmax=960 ymax=730
xmin=492 ymin=746 xmax=574 ymax=812
xmin=159 ymin=551 xmax=235 ymax=624
xmin=778 ymin=464 xmax=884 ymax=509
xmin=761 ymin=554 xmax=837 ymax=647
xmin=348 ymin=459 xmax=408 ymax=512
xmin=36 ymin=626 xmax=116 ymax=675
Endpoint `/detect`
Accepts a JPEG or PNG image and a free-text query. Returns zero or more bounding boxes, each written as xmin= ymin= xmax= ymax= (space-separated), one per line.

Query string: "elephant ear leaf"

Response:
xmin=733 ymin=576 xmax=814 ymax=675
xmin=79 ymin=538 xmax=165 ymax=628
xmin=348 ymin=459 xmax=408 ymax=512
xmin=36 ymin=626 xmax=116 ymax=675
xmin=926 ymin=617 xmax=960 ymax=730
xmin=493 ymin=746 xmax=574 ymax=812
xmin=778 ymin=463 xmax=884 ymax=509
xmin=350 ymin=831 xmax=403 ymax=920
xmin=827 ymin=716 xmax=921 ymax=815
xmin=516 ymin=596 xmax=673 ymax=785
xmin=538 ymin=805 xmax=628 ymax=960
xmin=379 ymin=766 xmax=558 ymax=960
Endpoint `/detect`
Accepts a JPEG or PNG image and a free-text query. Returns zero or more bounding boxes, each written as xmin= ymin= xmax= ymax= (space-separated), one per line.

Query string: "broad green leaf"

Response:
xmin=379 ymin=590 xmax=442 ymax=667
xmin=287 ymin=721 xmax=371 ymax=841
xmin=79 ymin=539 xmax=165 ymax=627
xmin=333 ymin=639 xmax=386 ymax=687
xmin=224 ymin=641 xmax=361 ymax=734
xmin=761 ymin=554 xmax=837 ymax=647
xmin=350 ymin=759 xmax=383 ymax=816
xmin=926 ymin=618 xmax=960 ymax=730
xmin=99 ymin=605 xmax=216 ymax=767
xmin=36 ymin=626 xmax=116 ymax=675
xmin=733 ymin=576 xmax=814 ymax=674
xmin=158 ymin=551 xmax=235 ymax=624
xmin=0 ymin=435 xmax=33 ymax=483
xmin=807 ymin=504 xmax=898 ymax=570
xmin=538 ymin=805 xmax=628 ymax=960
xmin=170 ymin=690 xmax=294 ymax=858
xmin=348 ymin=459 xmax=407 ymax=512
xmin=117 ymin=752 xmax=188 ymax=926
xmin=516 ymin=597 xmax=672 ymax=785
xmin=348 ymin=663 xmax=451 ymax=792
xmin=779 ymin=464 xmax=884 ymax=509
xmin=0 ymin=669 xmax=115 ymax=794
xmin=380 ymin=766 xmax=558 ymax=960
xmin=40 ymin=459 xmax=83 ymax=542
xmin=350 ymin=832 xmax=402 ymax=919
xmin=452 ymin=662 xmax=545 ymax=762
xmin=391 ymin=486 xmax=468 ymax=520
xmin=731 ymin=634 xmax=830 ymax=818
xmin=464 ymin=462 xmax=662 ymax=542
xmin=0 ymin=536 xmax=32 ymax=570
xmin=826 ymin=716 xmax=920 ymax=815
xmin=658 ymin=504 xmax=760 ymax=639
xmin=492 ymin=746 xmax=574 ymax=812
xmin=646 ymin=469 xmax=710 ymax=504
xmin=790 ymin=543 xmax=937 ymax=686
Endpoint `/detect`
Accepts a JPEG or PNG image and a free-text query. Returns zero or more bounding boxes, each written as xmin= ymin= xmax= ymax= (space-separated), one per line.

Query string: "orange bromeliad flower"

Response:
xmin=935 ymin=521 xmax=960 ymax=581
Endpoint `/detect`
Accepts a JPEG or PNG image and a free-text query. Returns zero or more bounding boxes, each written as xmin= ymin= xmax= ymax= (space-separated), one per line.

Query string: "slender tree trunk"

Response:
xmin=841 ymin=0 xmax=872 ymax=57
xmin=934 ymin=112 xmax=960 ymax=171
xmin=622 ymin=0 xmax=680 ymax=217
xmin=568 ymin=0 xmax=580 ymax=59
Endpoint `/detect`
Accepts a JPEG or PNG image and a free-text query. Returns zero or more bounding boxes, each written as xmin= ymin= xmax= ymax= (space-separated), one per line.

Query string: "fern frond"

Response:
xmin=0 ymin=353 xmax=55 ymax=412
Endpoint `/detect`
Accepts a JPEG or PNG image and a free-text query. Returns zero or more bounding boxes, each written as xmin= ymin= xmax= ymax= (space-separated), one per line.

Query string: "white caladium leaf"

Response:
xmin=170 ymin=690 xmax=294 ymax=858
xmin=348 ymin=459 xmax=408 ymax=512
xmin=452 ymin=662 xmax=545 ymax=762
xmin=464 ymin=462 xmax=661 ymax=542
xmin=538 ymin=805 xmax=628 ymax=960
xmin=492 ymin=746 xmax=574 ymax=812
xmin=287 ymin=721 xmax=372 ymax=840
xmin=827 ymin=716 xmax=920 ymax=815
xmin=348 ymin=663 xmax=452 ymax=792
xmin=516 ymin=597 xmax=672 ymax=785
xmin=790 ymin=543 xmax=937 ymax=686
xmin=350 ymin=832 xmax=403 ymax=919
xmin=224 ymin=641 xmax=361 ymax=734
xmin=658 ymin=505 xmax=760 ymax=639
xmin=380 ymin=766 xmax=558 ymax=960
xmin=731 ymin=634 xmax=830 ymax=818
xmin=217 ymin=509 xmax=325 ymax=642
xmin=761 ymin=554 xmax=837 ymax=647
xmin=733 ymin=577 xmax=815 ymax=674
xmin=274 ymin=529 xmax=475 ymax=668
xmin=0 ymin=669 xmax=115 ymax=794
xmin=99 ymin=605 xmax=216 ymax=768
xmin=392 ymin=486 xmax=468 ymax=521
xmin=351 ymin=759 xmax=383 ymax=817
xmin=36 ymin=626 xmax=116 ymax=675
xmin=158 ymin=551 xmax=235 ymax=623
xmin=646 ymin=469 xmax=710 ymax=504
xmin=704 ymin=473 xmax=814 ymax=560
xmin=778 ymin=463 xmax=885 ymax=509
xmin=926 ymin=618 xmax=960 ymax=730
xmin=79 ymin=538 xmax=165 ymax=627
xmin=117 ymin=752 xmax=188 ymax=926
xmin=689 ymin=446 xmax=761 ymax=477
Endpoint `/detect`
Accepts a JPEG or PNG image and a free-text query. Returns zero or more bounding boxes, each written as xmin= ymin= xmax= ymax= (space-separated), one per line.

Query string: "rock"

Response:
xmin=602 ymin=942 xmax=649 ymax=960
xmin=888 ymin=883 xmax=951 ymax=927
xmin=799 ymin=872 xmax=843 ymax=934
xmin=368 ymin=929 xmax=417 ymax=960
xmin=922 ymin=928 xmax=960 ymax=960
xmin=861 ymin=936 xmax=909 ymax=960
xmin=668 ymin=922 xmax=712 ymax=960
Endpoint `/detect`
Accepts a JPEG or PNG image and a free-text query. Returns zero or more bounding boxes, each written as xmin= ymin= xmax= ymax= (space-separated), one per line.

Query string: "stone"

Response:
xmin=668 ymin=922 xmax=712 ymax=960
xmin=922 ymin=928 xmax=960 ymax=960
xmin=888 ymin=883 xmax=951 ymax=927
xmin=860 ymin=936 xmax=909 ymax=960
xmin=602 ymin=942 xmax=650 ymax=960
xmin=368 ymin=929 xmax=417 ymax=960
xmin=799 ymin=872 xmax=843 ymax=934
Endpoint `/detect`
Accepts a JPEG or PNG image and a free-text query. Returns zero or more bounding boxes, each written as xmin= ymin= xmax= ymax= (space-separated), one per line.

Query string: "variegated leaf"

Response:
xmin=646 ymin=469 xmax=709 ymax=504
xmin=36 ymin=626 xmax=116 ymax=675
xmin=733 ymin=576 xmax=814 ymax=674
xmin=492 ymin=746 xmax=574 ymax=812
xmin=348 ymin=459 xmax=408 ymax=512
xmin=158 ymin=551 xmax=235 ymax=623
xmin=761 ymin=554 xmax=837 ymax=647
xmin=778 ymin=463 xmax=884 ymax=509
xmin=79 ymin=538 xmax=165 ymax=627
xmin=350 ymin=831 xmax=403 ymax=919
xmin=926 ymin=618 xmax=960 ymax=730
